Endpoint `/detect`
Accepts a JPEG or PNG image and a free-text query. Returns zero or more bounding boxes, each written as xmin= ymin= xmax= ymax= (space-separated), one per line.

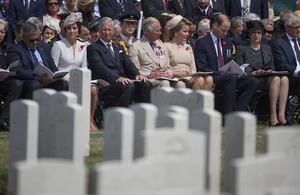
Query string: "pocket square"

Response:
xmin=119 ymin=50 xmax=123 ymax=53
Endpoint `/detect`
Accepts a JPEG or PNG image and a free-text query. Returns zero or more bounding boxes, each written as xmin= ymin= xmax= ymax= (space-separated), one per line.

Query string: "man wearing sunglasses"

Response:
xmin=7 ymin=21 xmax=69 ymax=99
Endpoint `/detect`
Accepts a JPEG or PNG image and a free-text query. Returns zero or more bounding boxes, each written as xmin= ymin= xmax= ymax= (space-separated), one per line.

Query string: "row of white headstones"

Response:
xmin=8 ymin=68 xmax=300 ymax=195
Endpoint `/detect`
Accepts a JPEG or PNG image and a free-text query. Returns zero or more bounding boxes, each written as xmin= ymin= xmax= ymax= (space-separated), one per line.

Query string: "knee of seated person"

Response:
xmin=160 ymin=80 xmax=171 ymax=87
xmin=123 ymin=82 xmax=135 ymax=91
xmin=174 ymin=81 xmax=186 ymax=88
xmin=142 ymin=81 xmax=152 ymax=89
xmin=91 ymin=85 xmax=98 ymax=95
xmin=12 ymin=79 xmax=23 ymax=90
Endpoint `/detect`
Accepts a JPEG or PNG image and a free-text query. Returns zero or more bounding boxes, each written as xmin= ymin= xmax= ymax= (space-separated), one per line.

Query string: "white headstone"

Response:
xmin=151 ymin=87 xmax=174 ymax=107
xmin=186 ymin=90 xmax=214 ymax=112
xmin=157 ymin=106 xmax=189 ymax=131
xmin=69 ymin=68 xmax=91 ymax=156
xmin=264 ymin=128 xmax=300 ymax=157
xmin=130 ymin=103 xmax=158 ymax=159
xmin=168 ymin=88 xmax=192 ymax=107
xmin=103 ymin=107 xmax=134 ymax=163
xmin=190 ymin=109 xmax=222 ymax=194
xmin=223 ymin=112 xmax=256 ymax=193
xmin=8 ymin=100 xmax=39 ymax=195
xmin=14 ymin=159 xmax=86 ymax=195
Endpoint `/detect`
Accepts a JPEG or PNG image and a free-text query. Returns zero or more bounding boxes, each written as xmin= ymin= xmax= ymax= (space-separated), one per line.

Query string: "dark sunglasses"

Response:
xmin=188 ymin=30 xmax=197 ymax=34
xmin=48 ymin=2 xmax=59 ymax=6
xmin=29 ymin=38 xmax=39 ymax=43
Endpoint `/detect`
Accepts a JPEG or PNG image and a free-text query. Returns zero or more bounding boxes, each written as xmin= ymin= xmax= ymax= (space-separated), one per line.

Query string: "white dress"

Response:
xmin=51 ymin=38 xmax=87 ymax=79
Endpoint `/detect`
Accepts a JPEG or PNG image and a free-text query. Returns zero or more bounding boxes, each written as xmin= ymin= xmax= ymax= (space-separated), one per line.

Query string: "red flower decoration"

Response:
xmin=57 ymin=16 xmax=60 ymax=20
xmin=186 ymin=47 xmax=190 ymax=50
xmin=41 ymin=48 xmax=43 ymax=51
xmin=192 ymin=42 xmax=195 ymax=47
xmin=6 ymin=0 xmax=9 ymax=4
xmin=157 ymin=46 xmax=161 ymax=50
xmin=222 ymin=41 xmax=226 ymax=46
xmin=115 ymin=44 xmax=118 ymax=48
xmin=4 ymin=53 xmax=7 ymax=56
xmin=80 ymin=45 xmax=84 ymax=50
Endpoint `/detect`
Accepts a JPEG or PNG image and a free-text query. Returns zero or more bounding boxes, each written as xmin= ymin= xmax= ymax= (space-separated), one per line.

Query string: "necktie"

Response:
xmin=31 ymin=49 xmax=39 ymax=68
xmin=202 ymin=10 xmax=206 ymax=16
xmin=107 ymin=43 xmax=115 ymax=58
xmin=293 ymin=39 xmax=300 ymax=63
xmin=243 ymin=0 xmax=248 ymax=15
xmin=163 ymin=0 xmax=168 ymax=10
xmin=217 ymin=39 xmax=224 ymax=68
xmin=118 ymin=0 xmax=125 ymax=12
xmin=25 ymin=0 xmax=29 ymax=15
xmin=150 ymin=42 xmax=155 ymax=50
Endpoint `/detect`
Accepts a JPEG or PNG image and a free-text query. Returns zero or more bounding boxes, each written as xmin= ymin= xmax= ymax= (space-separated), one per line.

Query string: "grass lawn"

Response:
xmin=0 ymin=122 xmax=294 ymax=194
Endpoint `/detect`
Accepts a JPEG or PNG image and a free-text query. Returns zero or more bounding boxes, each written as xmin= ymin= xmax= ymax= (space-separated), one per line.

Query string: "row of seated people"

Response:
xmin=0 ymin=11 xmax=299 ymax=132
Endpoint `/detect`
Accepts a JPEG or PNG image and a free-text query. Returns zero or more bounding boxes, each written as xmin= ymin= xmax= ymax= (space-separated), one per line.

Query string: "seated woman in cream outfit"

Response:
xmin=51 ymin=12 xmax=98 ymax=131
xmin=164 ymin=16 xmax=213 ymax=90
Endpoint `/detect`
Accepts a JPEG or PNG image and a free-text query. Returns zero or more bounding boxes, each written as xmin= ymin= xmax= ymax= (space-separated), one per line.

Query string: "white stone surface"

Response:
xmin=168 ymin=88 xmax=192 ymax=107
xmin=157 ymin=106 xmax=189 ymax=131
xmin=186 ymin=90 xmax=214 ymax=112
xmin=8 ymin=100 xmax=39 ymax=195
xmin=223 ymin=112 xmax=256 ymax=193
xmin=151 ymin=87 xmax=174 ymax=107
xmin=14 ymin=159 xmax=86 ymax=195
xmin=190 ymin=109 xmax=222 ymax=194
xmin=130 ymin=103 xmax=158 ymax=159
xmin=69 ymin=68 xmax=91 ymax=156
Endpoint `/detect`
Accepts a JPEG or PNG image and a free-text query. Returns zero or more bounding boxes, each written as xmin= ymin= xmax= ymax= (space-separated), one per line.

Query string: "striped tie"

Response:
xmin=217 ymin=39 xmax=224 ymax=68
xmin=243 ymin=0 xmax=248 ymax=15
xmin=118 ymin=0 xmax=125 ymax=12
xmin=163 ymin=0 xmax=168 ymax=10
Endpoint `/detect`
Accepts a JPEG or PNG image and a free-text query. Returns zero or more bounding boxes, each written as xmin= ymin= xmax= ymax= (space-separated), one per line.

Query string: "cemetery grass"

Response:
xmin=0 ymin=123 xmax=290 ymax=194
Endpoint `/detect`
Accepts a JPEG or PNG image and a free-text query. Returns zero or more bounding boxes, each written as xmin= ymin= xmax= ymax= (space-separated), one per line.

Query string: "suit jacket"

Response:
xmin=142 ymin=0 xmax=184 ymax=18
xmin=232 ymin=34 xmax=269 ymax=46
xmin=225 ymin=0 xmax=268 ymax=19
xmin=98 ymin=0 xmax=140 ymax=20
xmin=272 ymin=34 xmax=299 ymax=75
xmin=128 ymin=36 xmax=172 ymax=77
xmin=8 ymin=0 xmax=45 ymax=34
xmin=7 ymin=41 xmax=58 ymax=80
xmin=87 ymin=39 xmax=140 ymax=83
xmin=194 ymin=33 xmax=234 ymax=75
xmin=0 ymin=1 xmax=8 ymax=19
xmin=186 ymin=5 xmax=222 ymax=23
xmin=235 ymin=43 xmax=274 ymax=76
xmin=184 ymin=0 xmax=226 ymax=17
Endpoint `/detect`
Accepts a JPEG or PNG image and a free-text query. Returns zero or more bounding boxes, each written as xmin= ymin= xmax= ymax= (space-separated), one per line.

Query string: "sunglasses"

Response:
xmin=48 ymin=2 xmax=59 ymax=6
xmin=288 ymin=25 xmax=300 ymax=30
xmin=29 ymin=38 xmax=39 ymax=43
xmin=188 ymin=31 xmax=197 ymax=34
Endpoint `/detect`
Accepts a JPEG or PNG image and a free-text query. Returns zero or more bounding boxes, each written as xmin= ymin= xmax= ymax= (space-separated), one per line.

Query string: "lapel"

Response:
xmin=112 ymin=42 xmax=121 ymax=67
xmin=157 ymin=0 xmax=164 ymax=9
xmin=207 ymin=34 xmax=219 ymax=70
xmin=18 ymin=0 xmax=26 ymax=19
xmin=37 ymin=42 xmax=48 ymax=68
xmin=140 ymin=36 xmax=159 ymax=64
xmin=221 ymin=38 xmax=231 ymax=62
xmin=234 ymin=0 xmax=242 ymax=11
xmin=112 ymin=0 xmax=122 ymax=12
xmin=21 ymin=41 xmax=34 ymax=67
xmin=283 ymin=34 xmax=297 ymax=64
xmin=98 ymin=40 xmax=118 ymax=66
xmin=27 ymin=0 xmax=35 ymax=16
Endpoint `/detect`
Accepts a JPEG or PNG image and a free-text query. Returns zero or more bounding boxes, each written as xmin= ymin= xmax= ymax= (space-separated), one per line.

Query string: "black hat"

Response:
xmin=267 ymin=19 xmax=286 ymax=34
xmin=57 ymin=13 xmax=71 ymax=23
xmin=88 ymin=16 xmax=101 ymax=30
xmin=243 ymin=20 xmax=266 ymax=34
xmin=119 ymin=13 xmax=139 ymax=23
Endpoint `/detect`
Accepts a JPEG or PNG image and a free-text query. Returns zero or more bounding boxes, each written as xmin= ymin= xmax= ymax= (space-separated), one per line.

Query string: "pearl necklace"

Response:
xmin=250 ymin=44 xmax=261 ymax=51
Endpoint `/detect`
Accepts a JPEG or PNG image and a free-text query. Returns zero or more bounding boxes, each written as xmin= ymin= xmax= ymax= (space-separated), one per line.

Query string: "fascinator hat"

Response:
xmin=169 ymin=15 xmax=183 ymax=30
xmin=63 ymin=12 xmax=83 ymax=27
xmin=0 ymin=19 xmax=8 ymax=31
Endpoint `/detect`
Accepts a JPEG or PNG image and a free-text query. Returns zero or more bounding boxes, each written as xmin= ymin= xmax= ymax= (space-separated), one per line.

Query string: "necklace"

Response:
xmin=250 ymin=44 xmax=261 ymax=51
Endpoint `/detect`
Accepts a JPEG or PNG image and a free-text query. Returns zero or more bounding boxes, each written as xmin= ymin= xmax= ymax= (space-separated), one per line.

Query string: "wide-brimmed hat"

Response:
xmin=267 ymin=19 xmax=285 ymax=34
xmin=243 ymin=20 xmax=266 ymax=34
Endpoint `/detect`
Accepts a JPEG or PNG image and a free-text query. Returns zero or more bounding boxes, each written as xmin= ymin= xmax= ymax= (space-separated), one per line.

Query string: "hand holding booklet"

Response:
xmin=220 ymin=60 xmax=246 ymax=77
xmin=0 ymin=61 xmax=19 ymax=76
xmin=184 ymin=71 xmax=213 ymax=76
xmin=155 ymin=77 xmax=192 ymax=83
xmin=33 ymin=64 xmax=69 ymax=80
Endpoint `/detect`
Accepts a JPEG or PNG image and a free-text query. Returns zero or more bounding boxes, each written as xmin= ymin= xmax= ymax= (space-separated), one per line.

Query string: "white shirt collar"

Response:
xmin=100 ymin=38 xmax=112 ymax=46
xmin=210 ymin=31 xmax=219 ymax=43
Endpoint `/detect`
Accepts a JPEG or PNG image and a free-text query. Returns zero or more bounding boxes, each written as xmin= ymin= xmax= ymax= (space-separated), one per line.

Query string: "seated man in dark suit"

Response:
xmin=272 ymin=13 xmax=300 ymax=104
xmin=7 ymin=21 xmax=69 ymax=99
xmin=142 ymin=0 xmax=184 ymax=19
xmin=87 ymin=17 xmax=152 ymax=107
xmin=195 ymin=14 xmax=259 ymax=114
xmin=98 ymin=0 xmax=141 ymax=20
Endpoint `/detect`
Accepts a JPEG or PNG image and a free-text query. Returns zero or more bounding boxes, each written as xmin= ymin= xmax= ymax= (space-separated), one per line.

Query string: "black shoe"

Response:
xmin=269 ymin=121 xmax=282 ymax=127
xmin=0 ymin=119 xmax=9 ymax=131
xmin=282 ymin=121 xmax=292 ymax=126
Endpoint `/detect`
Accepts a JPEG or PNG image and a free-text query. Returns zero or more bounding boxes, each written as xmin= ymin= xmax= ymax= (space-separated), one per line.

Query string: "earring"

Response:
xmin=175 ymin=33 xmax=177 ymax=36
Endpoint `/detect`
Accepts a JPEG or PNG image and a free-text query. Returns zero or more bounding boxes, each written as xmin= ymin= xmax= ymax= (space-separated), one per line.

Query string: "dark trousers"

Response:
xmin=213 ymin=74 xmax=259 ymax=114
xmin=289 ymin=77 xmax=300 ymax=101
xmin=99 ymin=81 xmax=152 ymax=107
xmin=0 ymin=77 xmax=23 ymax=119
xmin=22 ymin=79 xmax=69 ymax=99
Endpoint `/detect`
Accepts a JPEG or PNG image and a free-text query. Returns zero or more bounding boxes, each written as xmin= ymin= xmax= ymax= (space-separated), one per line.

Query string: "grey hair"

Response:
xmin=243 ymin=13 xmax=261 ymax=24
xmin=98 ymin=17 xmax=113 ymax=30
xmin=23 ymin=21 xmax=40 ymax=37
xmin=142 ymin=17 xmax=159 ymax=32
xmin=261 ymin=18 xmax=273 ymax=26
xmin=113 ymin=19 xmax=121 ymax=30
xmin=284 ymin=13 xmax=300 ymax=27
xmin=27 ymin=17 xmax=43 ymax=29
xmin=230 ymin=16 xmax=243 ymax=30
xmin=197 ymin=19 xmax=210 ymax=33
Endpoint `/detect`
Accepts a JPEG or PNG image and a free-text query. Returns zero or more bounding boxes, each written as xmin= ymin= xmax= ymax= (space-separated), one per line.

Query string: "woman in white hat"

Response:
xmin=164 ymin=15 xmax=214 ymax=91
xmin=51 ymin=12 xmax=98 ymax=131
